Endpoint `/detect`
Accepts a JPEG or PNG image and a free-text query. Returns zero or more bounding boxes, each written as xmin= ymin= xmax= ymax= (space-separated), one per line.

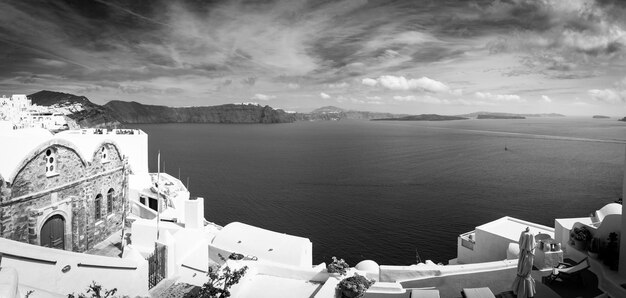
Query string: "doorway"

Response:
xmin=41 ymin=214 xmax=65 ymax=249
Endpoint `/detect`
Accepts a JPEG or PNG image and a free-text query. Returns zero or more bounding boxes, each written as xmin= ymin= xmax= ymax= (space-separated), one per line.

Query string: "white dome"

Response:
xmin=355 ymin=260 xmax=379 ymax=273
xmin=507 ymin=243 xmax=520 ymax=260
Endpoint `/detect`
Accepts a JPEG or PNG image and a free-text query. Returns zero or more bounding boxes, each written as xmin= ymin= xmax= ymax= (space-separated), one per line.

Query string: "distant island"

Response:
xmin=476 ymin=114 xmax=525 ymax=119
xmin=372 ymin=114 xmax=468 ymax=121
xmin=619 ymin=117 xmax=626 ymax=122
xmin=295 ymin=106 xmax=407 ymax=121
xmin=457 ymin=112 xmax=564 ymax=118
xmin=592 ymin=115 xmax=610 ymax=119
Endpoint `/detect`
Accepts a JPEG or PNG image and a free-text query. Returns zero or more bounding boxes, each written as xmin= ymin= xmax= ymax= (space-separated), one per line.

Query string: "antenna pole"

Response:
xmin=156 ymin=150 xmax=161 ymax=240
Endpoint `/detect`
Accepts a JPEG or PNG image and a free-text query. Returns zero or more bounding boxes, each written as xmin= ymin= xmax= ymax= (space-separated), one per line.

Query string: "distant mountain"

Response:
xmin=477 ymin=114 xmax=525 ymax=119
xmin=592 ymin=115 xmax=610 ymax=119
xmin=297 ymin=106 xmax=407 ymax=121
xmin=458 ymin=111 xmax=564 ymax=118
xmin=29 ymin=90 xmax=122 ymax=128
xmin=104 ymin=101 xmax=295 ymax=124
xmin=372 ymin=114 xmax=468 ymax=121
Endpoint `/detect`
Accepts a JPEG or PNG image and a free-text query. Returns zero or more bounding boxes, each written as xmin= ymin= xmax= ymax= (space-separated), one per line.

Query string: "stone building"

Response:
xmin=0 ymin=127 xmax=129 ymax=252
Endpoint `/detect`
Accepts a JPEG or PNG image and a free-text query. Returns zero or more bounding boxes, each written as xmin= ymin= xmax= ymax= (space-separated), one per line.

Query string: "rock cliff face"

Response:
xmin=27 ymin=91 xmax=296 ymax=127
xmin=104 ymin=101 xmax=296 ymax=124
xmin=28 ymin=90 xmax=122 ymax=128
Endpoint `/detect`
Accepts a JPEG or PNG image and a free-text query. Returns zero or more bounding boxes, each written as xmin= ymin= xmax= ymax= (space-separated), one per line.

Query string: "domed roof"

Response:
xmin=355 ymin=260 xmax=379 ymax=273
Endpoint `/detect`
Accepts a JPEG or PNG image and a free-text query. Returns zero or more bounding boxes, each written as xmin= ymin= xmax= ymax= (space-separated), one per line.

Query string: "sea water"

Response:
xmin=132 ymin=118 xmax=625 ymax=265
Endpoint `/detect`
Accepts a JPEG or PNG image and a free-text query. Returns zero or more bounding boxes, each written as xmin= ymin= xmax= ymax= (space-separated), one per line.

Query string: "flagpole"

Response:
xmin=157 ymin=150 xmax=160 ymax=240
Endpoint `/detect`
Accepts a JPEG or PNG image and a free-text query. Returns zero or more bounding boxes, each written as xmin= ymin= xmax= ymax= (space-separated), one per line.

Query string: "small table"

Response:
xmin=535 ymin=249 xmax=564 ymax=270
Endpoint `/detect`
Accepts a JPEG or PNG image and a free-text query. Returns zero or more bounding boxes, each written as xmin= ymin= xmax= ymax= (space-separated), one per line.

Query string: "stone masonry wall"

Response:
xmin=0 ymin=142 xmax=128 ymax=252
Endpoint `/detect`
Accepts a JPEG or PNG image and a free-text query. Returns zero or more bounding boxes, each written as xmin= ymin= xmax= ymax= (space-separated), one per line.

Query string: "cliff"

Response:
xmin=28 ymin=90 xmax=296 ymax=128
xmin=104 ymin=101 xmax=296 ymax=124
xmin=28 ymin=90 xmax=122 ymax=128
xmin=372 ymin=114 xmax=468 ymax=121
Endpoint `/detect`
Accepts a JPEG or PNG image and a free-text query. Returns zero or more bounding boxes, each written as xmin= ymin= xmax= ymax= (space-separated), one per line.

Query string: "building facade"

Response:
xmin=0 ymin=136 xmax=129 ymax=252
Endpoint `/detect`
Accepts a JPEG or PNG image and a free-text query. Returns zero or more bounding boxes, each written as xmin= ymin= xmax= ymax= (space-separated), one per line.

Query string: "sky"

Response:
xmin=1 ymin=0 xmax=625 ymax=115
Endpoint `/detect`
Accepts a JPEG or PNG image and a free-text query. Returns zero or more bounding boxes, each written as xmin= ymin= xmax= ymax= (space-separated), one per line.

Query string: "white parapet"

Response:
xmin=185 ymin=197 xmax=205 ymax=229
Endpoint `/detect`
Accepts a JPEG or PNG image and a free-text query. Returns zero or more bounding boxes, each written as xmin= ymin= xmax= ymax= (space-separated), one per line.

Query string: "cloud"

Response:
xmin=362 ymin=75 xmax=451 ymax=93
xmin=541 ymin=95 xmax=552 ymax=103
xmin=287 ymin=83 xmax=300 ymax=89
xmin=327 ymin=82 xmax=349 ymax=88
xmin=241 ymin=77 xmax=257 ymax=86
xmin=588 ymin=89 xmax=625 ymax=104
xmin=252 ymin=93 xmax=275 ymax=101
xmin=361 ymin=78 xmax=378 ymax=86
xmin=588 ymin=77 xmax=626 ymax=104
xmin=336 ymin=95 xmax=384 ymax=105
xmin=320 ymin=92 xmax=331 ymax=99
xmin=474 ymin=92 xmax=525 ymax=103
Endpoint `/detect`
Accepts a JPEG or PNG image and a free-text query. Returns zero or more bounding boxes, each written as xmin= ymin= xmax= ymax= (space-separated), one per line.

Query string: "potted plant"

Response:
xmin=327 ymin=256 xmax=350 ymax=276
xmin=336 ymin=273 xmax=375 ymax=298
xmin=588 ymin=237 xmax=600 ymax=259
xmin=570 ymin=227 xmax=591 ymax=251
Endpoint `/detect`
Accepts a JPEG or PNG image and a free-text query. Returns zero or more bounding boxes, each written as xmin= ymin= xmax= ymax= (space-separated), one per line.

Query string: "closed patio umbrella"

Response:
xmin=512 ymin=227 xmax=536 ymax=298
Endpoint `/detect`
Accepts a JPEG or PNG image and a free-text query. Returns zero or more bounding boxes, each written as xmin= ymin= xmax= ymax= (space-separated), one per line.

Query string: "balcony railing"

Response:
xmin=460 ymin=231 xmax=476 ymax=250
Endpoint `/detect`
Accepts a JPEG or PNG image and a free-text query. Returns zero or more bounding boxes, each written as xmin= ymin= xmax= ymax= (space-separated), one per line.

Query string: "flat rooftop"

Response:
xmin=476 ymin=216 xmax=554 ymax=241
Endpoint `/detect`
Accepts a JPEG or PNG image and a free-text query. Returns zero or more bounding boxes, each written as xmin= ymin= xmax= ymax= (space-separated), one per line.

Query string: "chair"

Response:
xmin=461 ymin=287 xmax=496 ymax=298
xmin=410 ymin=289 xmax=440 ymax=298
xmin=543 ymin=257 xmax=590 ymax=285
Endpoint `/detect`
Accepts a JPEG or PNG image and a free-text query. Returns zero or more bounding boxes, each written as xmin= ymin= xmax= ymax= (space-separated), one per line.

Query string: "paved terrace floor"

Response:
xmin=84 ymin=228 xmax=128 ymax=257
xmin=399 ymin=261 xmax=602 ymax=298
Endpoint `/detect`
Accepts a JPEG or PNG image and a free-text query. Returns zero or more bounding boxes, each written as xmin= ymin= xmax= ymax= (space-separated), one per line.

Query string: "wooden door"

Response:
xmin=41 ymin=215 xmax=65 ymax=249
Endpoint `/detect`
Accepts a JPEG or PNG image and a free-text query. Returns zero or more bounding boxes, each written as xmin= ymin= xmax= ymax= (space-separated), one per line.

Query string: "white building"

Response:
xmin=0 ymin=94 xmax=68 ymax=132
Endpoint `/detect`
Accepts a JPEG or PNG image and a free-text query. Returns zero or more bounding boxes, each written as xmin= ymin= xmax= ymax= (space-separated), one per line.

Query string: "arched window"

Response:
xmin=95 ymin=194 xmax=102 ymax=221
xmin=107 ymin=188 xmax=115 ymax=214
xmin=45 ymin=148 xmax=57 ymax=177
xmin=101 ymin=146 xmax=109 ymax=163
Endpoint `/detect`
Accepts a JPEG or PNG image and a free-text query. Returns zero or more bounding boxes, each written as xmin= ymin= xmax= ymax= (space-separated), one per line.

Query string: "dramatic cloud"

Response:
xmin=0 ymin=0 xmax=624 ymax=114
xmin=320 ymin=92 xmax=331 ymax=99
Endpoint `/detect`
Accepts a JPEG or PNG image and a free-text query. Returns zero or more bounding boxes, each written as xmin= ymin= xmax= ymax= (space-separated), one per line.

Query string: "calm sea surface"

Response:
xmin=131 ymin=118 xmax=626 ymax=265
